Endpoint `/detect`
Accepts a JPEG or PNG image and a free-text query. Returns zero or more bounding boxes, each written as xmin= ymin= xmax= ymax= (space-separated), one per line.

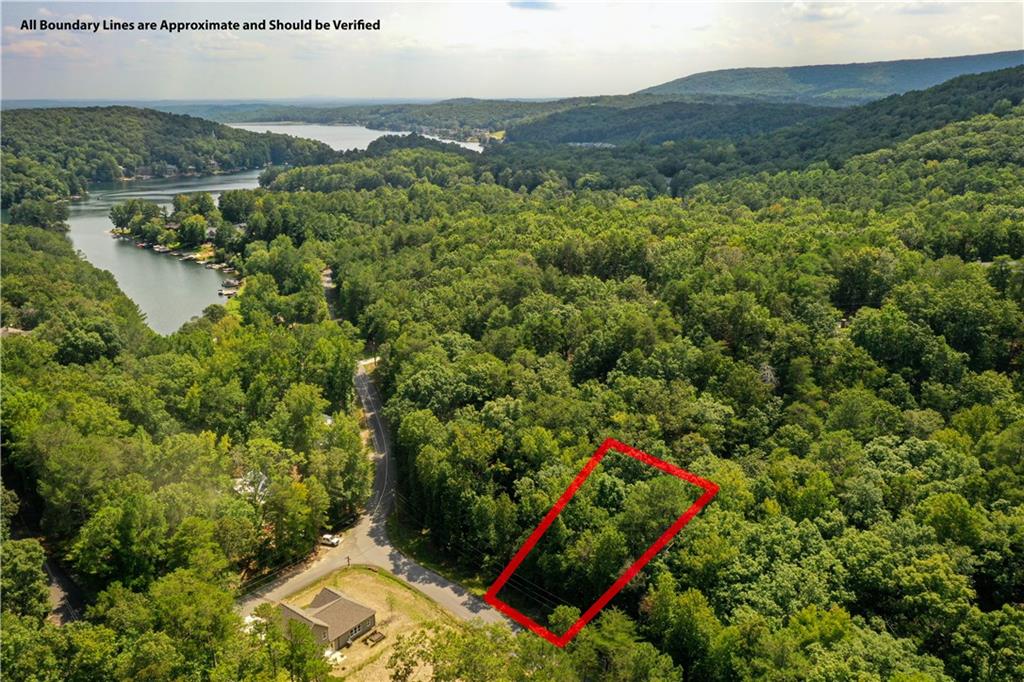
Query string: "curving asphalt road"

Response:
xmin=238 ymin=359 xmax=505 ymax=624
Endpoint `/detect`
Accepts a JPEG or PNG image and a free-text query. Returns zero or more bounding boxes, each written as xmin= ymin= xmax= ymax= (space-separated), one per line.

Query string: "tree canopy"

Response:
xmin=0 ymin=106 xmax=338 ymax=209
xmin=2 ymin=71 xmax=1022 ymax=681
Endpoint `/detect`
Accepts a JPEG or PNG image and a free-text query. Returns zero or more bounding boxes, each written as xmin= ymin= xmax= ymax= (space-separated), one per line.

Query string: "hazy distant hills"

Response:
xmin=505 ymin=65 xmax=1024 ymax=146
xmin=639 ymin=50 xmax=1024 ymax=105
xmin=11 ymin=51 xmax=1020 ymax=149
xmin=484 ymin=66 xmax=1024 ymax=197
xmin=155 ymin=93 xmax=752 ymax=135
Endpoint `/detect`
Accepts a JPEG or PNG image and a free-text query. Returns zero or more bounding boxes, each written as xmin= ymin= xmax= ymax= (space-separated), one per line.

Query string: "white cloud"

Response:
xmin=508 ymin=1 xmax=558 ymax=10
xmin=892 ymin=2 xmax=954 ymax=15
xmin=786 ymin=2 xmax=859 ymax=24
xmin=2 ymin=32 xmax=87 ymax=60
xmin=187 ymin=31 xmax=269 ymax=62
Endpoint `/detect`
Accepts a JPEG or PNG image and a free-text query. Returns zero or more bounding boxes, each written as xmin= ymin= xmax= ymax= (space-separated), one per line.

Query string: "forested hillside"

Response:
xmin=503 ymin=100 xmax=832 ymax=145
xmin=640 ymin=50 xmax=1024 ymax=104
xmin=186 ymin=97 xmax=581 ymax=131
xmin=0 ymin=224 xmax=152 ymax=361
xmin=159 ymin=51 xmax=1021 ymax=141
xmin=2 ymin=69 xmax=1023 ymax=681
xmin=22 ymin=104 xmax=1009 ymax=679
xmin=484 ymin=66 xmax=1024 ymax=196
xmin=261 ymin=68 xmax=1023 ymax=202
xmin=0 ymin=107 xmax=337 ymax=209
xmin=296 ymin=111 xmax=1024 ymax=680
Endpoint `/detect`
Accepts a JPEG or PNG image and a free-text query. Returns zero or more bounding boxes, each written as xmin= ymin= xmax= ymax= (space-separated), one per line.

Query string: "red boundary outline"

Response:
xmin=484 ymin=437 xmax=718 ymax=647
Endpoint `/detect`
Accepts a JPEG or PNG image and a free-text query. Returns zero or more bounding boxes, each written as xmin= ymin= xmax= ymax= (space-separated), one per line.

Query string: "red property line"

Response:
xmin=484 ymin=438 xmax=719 ymax=647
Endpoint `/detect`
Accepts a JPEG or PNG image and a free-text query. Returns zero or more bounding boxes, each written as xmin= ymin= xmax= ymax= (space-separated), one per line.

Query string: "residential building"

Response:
xmin=278 ymin=588 xmax=376 ymax=650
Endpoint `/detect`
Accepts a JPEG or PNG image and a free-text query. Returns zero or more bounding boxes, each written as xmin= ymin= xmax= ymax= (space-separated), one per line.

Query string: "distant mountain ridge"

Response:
xmin=638 ymin=50 xmax=1024 ymax=105
xmin=54 ymin=51 xmax=1021 ymax=144
xmin=479 ymin=66 xmax=1024 ymax=197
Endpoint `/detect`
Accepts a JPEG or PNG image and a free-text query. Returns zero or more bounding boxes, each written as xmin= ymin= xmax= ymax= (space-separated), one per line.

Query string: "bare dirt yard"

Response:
xmin=284 ymin=564 xmax=456 ymax=680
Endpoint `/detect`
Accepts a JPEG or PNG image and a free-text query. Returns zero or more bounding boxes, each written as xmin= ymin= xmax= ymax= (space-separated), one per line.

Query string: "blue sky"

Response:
xmin=2 ymin=2 xmax=1022 ymax=100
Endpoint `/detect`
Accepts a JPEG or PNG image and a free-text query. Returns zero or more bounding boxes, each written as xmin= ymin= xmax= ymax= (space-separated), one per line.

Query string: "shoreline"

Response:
xmin=229 ymin=121 xmax=486 ymax=149
xmin=108 ymin=229 xmax=241 ymax=296
xmin=65 ymin=166 xmax=265 ymax=204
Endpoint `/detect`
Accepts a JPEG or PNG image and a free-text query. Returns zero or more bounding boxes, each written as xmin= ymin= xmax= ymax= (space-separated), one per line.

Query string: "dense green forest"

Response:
xmin=484 ymin=67 xmax=1024 ymax=196
xmin=2 ymin=67 xmax=1024 ymax=680
xmin=639 ymin=50 xmax=1024 ymax=104
xmin=1 ymin=221 xmax=371 ymax=680
xmin=257 ymin=68 xmax=1023 ymax=203
xmin=220 ymin=108 xmax=1023 ymax=680
xmin=0 ymin=107 xmax=337 ymax=209
xmin=503 ymin=100 xmax=832 ymax=145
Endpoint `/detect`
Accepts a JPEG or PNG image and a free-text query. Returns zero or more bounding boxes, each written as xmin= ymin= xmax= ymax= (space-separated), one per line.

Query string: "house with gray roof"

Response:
xmin=279 ymin=587 xmax=376 ymax=650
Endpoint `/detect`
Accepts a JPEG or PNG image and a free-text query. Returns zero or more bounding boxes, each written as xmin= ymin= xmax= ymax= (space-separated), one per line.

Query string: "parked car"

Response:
xmin=320 ymin=533 xmax=342 ymax=547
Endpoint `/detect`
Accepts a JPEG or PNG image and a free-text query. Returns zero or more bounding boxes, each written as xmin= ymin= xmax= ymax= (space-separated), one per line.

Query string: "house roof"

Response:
xmin=287 ymin=587 xmax=375 ymax=641
xmin=280 ymin=601 xmax=327 ymax=629
xmin=309 ymin=586 xmax=346 ymax=609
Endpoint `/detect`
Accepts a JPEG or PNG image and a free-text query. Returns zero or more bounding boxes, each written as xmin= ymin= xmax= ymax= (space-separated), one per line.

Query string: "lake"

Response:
xmin=65 ymin=171 xmax=263 ymax=335
xmin=66 ymin=123 xmax=464 ymax=334
xmin=230 ymin=122 xmax=484 ymax=152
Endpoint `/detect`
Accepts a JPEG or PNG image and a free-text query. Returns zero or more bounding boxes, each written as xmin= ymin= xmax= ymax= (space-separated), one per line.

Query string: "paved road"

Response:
xmin=238 ymin=359 xmax=505 ymax=624
xmin=43 ymin=554 xmax=85 ymax=624
xmin=12 ymin=510 xmax=86 ymax=625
